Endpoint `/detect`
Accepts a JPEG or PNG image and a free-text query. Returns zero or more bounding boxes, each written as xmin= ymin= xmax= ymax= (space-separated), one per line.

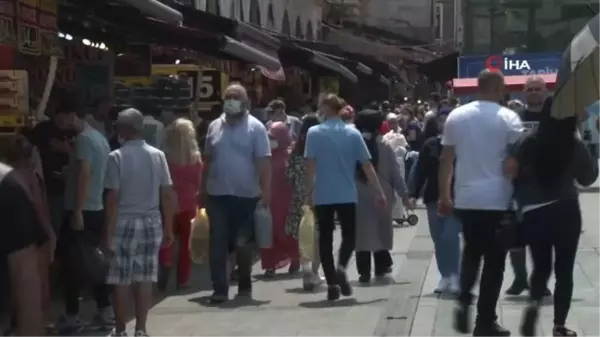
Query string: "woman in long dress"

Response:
xmin=354 ymin=110 xmax=411 ymax=283
xmin=261 ymin=122 xmax=299 ymax=276
xmin=382 ymin=113 xmax=408 ymax=222
xmin=285 ymin=114 xmax=324 ymax=290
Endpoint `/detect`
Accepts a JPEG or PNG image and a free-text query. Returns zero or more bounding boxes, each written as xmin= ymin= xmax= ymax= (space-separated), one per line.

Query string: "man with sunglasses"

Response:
xmin=506 ymin=75 xmax=552 ymax=297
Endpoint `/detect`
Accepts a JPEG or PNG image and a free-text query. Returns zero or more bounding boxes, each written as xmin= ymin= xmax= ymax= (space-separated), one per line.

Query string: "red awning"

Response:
xmin=452 ymin=74 xmax=557 ymax=95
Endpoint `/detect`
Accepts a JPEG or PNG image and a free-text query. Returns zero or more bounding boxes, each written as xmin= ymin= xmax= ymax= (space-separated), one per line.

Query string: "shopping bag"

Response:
xmin=68 ymin=232 xmax=110 ymax=284
xmin=190 ymin=208 xmax=210 ymax=264
xmin=254 ymin=203 xmax=273 ymax=249
xmin=298 ymin=206 xmax=315 ymax=261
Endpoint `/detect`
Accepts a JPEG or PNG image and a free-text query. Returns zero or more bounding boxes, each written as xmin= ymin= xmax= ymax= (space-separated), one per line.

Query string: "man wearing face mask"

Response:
xmin=201 ymin=83 xmax=272 ymax=303
xmin=266 ymin=99 xmax=302 ymax=140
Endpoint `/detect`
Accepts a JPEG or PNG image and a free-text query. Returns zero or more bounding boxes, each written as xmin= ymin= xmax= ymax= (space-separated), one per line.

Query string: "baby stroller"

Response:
xmin=394 ymin=208 xmax=419 ymax=227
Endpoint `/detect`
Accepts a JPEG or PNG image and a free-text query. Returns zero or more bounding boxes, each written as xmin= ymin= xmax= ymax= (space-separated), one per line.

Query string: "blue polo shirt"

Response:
xmin=205 ymin=113 xmax=271 ymax=198
xmin=304 ymin=118 xmax=371 ymax=205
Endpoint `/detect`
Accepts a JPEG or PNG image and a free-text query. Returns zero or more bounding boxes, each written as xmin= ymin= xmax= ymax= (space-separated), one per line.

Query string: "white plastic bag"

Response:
xmin=298 ymin=206 xmax=315 ymax=261
xmin=254 ymin=203 xmax=273 ymax=249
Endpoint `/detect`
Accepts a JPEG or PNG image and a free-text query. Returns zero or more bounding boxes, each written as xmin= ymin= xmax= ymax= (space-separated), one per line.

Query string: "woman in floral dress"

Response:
xmin=285 ymin=114 xmax=324 ymax=290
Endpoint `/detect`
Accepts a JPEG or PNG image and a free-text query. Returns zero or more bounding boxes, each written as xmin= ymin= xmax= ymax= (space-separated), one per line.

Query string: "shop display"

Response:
xmin=0 ymin=70 xmax=29 ymax=129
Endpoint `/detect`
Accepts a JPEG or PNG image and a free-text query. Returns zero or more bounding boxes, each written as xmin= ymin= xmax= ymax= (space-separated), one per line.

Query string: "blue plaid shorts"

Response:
xmin=106 ymin=215 xmax=163 ymax=285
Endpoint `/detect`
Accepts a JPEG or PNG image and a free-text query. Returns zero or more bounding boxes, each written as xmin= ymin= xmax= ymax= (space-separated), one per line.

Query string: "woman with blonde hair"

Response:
xmin=158 ymin=118 xmax=203 ymax=290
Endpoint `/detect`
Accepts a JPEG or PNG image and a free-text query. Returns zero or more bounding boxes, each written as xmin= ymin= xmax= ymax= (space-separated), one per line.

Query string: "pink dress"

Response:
xmin=260 ymin=122 xmax=298 ymax=270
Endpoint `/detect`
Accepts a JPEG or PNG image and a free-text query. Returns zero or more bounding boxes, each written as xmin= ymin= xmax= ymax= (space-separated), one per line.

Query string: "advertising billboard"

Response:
xmin=457 ymin=53 xmax=562 ymax=78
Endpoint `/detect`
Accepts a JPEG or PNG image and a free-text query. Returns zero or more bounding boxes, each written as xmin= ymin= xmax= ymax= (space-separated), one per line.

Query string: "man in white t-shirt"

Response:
xmin=438 ymin=70 xmax=523 ymax=337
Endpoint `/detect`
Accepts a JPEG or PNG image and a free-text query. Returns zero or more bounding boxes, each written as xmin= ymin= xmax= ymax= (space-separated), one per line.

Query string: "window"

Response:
xmin=295 ymin=17 xmax=303 ymax=38
xmin=282 ymin=10 xmax=291 ymax=35
xmin=250 ymin=0 xmax=261 ymax=25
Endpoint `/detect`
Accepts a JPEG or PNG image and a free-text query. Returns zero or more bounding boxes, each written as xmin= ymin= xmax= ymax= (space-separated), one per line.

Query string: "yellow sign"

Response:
xmin=319 ymin=76 xmax=339 ymax=95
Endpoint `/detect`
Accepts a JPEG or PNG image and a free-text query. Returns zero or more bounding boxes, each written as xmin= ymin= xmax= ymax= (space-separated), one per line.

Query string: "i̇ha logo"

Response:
xmin=485 ymin=55 xmax=531 ymax=72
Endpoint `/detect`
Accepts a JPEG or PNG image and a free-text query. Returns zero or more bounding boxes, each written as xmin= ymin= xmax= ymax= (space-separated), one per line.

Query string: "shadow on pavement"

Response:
xmin=188 ymin=295 xmax=271 ymax=308
xmin=298 ymin=297 xmax=386 ymax=309
xmin=285 ymin=286 xmax=326 ymax=294
xmin=254 ymin=272 xmax=303 ymax=282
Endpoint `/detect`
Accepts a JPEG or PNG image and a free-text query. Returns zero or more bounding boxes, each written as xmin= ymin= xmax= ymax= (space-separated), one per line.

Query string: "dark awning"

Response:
xmin=317 ymin=52 xmax=372 ymax=75
xmin=418 ymin=52 xmax=459 ymax=82
xmin=116 ymin=0 xmax=182 ymax=25
xmin=59 ymin=2 xmax=280 ymax=71
xmin=291 ymin=40 xmax=401 ymax=78
xmin=278 ymin=43 xmax=358 ymax=83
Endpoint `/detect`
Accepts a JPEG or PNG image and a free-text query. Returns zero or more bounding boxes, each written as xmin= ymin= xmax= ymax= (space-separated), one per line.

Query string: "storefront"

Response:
xmin=457 ymin=52 xmax=562 ymax=78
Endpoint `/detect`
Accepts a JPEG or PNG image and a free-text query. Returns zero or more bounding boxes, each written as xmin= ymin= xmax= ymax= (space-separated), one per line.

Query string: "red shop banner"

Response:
xmin=37 ymin=0 xmax=59 ymax=55
xmin=0 ymin=0 xmax=17 ymax=47
xmin=17 ymin=0 xmax=40 ymax=55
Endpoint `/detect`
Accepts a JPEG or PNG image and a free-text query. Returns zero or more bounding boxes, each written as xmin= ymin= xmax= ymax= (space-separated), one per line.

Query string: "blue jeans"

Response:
xmin=426 ymin=203 xmax=461 ymax=278
xmin=206 ymin=195 xmax=258 ymax=296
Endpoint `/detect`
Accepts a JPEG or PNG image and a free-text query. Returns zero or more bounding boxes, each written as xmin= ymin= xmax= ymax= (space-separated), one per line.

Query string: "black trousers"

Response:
xmin=58 ymin=210 xmax=111 ymax=315
xmin=314 ymin=203 xmax=356 ymax=286
xmin=509 ymin=249 xmax=528 ymax=283
xmin=454 ymin=209 xmax=507 ymax=325
xmin=356 ymin=250 xmax=392 ymax=276
xmin=524 ymin=198 xmax=581 ymax=325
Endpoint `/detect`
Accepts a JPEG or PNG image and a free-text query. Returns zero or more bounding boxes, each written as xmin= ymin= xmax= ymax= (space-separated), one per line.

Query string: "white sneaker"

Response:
xmin=109 ymin=328 xmax=128 ymax=336
xmin=448 ymin=275 xmax=460 ymax=294
xmin=303 ymin=272 xmax=325 ymax=291
xmin=434 ymin=277 xmax=450 ymax=294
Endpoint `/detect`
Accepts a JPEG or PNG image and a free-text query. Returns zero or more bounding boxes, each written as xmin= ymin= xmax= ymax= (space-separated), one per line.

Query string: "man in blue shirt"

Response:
xmin=201 ymin=83 xmax=272 ymax=303
xmin=305 ymin=94 xmax=386 ymax=301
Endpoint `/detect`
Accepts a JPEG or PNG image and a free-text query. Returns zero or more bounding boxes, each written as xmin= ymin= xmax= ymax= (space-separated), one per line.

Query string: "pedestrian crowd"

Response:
xmin=0 ymin=73 xmax=597 ymax=337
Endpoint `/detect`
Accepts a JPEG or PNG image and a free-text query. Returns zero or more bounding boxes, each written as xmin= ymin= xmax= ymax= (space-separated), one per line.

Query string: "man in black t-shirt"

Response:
xmin=0 ymin=163 xmax=47 ymax=335
xmin=518 ymin=76 xmax=548 ymax=123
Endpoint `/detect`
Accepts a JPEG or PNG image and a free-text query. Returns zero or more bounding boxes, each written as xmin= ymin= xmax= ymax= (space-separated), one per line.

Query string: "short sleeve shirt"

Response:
xmin=104 ymin=140 xmax=172 ymax=217
xmin=64 ymin=125 xmax=110 ymax=211
xmin=205 ymin=113 xmax=271 ymax=197
xmin=305 ymin=118 xmax=371 ymax=205
xmin=442 ymin=101 xmax=523 ymax=210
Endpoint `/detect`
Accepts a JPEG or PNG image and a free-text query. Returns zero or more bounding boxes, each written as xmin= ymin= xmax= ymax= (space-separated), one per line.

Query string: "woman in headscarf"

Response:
xmin=505 ymin=98 xmax=598 ymax=337
xmin=285 ymin=114 xmax=324 ymax=290
xmin=382 ymin=113 xmax=409 ymax=222
xmin=410 ymin=108 xmax=461 ymax=294
xmin=354 ymin=109 xmax=411 ymax=283
xmin=261 ymin=121 xmax=299 ymax=277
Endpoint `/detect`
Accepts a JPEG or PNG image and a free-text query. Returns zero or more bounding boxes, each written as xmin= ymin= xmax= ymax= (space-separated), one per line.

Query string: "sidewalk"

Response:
xmin=379 ymin=193 xmax=600 ymax=337
xmin=125 ymin=216 xmax=421 ymax=336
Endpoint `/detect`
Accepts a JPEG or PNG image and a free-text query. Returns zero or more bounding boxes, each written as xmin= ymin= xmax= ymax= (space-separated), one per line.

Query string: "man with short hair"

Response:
xmin=55 ymin=98 xmax=113 ymax=333
xmin=519 ymin=76 xmax=548 ymax=123
xmin=439 ymin=70 xmax=522 ymax=336
xmin=201 ymin=83 xmax=271 ymax=303
xmin=266 ymin=99 xmax=302 ymax=139
xmin=85 ymin=98 xmax=111 ymax=138
xmin=103 ymin=108 xmax=175 ymax=336
xmin=506 ymin=76 xmax=551 ymax=297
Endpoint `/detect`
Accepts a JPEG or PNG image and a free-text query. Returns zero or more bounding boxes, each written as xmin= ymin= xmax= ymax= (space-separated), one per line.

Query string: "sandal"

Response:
xmin=553 ymin=326 xmax=577 ymax=336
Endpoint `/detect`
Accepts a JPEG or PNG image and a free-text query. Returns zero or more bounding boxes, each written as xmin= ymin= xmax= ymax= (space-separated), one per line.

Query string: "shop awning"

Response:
xmin=418 ymin=52 xmax=459 ymax=82
xmin=116 ymin=0 xmax=182 ymax=25
xmin=452 ymin=74 xmax=557 ymax=95
xmin=278 ymin=43 xmax=358 ymax=83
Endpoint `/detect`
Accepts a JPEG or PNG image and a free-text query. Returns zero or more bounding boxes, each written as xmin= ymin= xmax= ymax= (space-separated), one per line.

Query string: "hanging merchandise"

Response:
xmin=0 ymin=0 xmax=17 ymax=47
xmin=17 ymin=0 xmax=40 ymax=55
xmin=38 ymin=0 xmax=60 ymax=56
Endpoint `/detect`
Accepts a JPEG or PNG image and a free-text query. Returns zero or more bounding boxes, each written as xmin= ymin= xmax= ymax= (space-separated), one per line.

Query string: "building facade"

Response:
xmin=194 ymin=0 xmax=323 ymax=40
xmin=462 ymin=0 xmax=598 ymax=54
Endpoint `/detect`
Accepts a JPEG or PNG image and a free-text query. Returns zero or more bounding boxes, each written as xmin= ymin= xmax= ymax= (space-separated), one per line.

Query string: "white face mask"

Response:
xmin=269 ymin=139 xmax=279 ymax=149
xmin=223 ymin=99 xmax=243 ymax=115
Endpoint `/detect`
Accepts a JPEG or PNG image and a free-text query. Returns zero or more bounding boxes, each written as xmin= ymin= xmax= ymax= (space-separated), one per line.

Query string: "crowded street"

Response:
xmin=51 ymin=175 xmax=598 ymax=336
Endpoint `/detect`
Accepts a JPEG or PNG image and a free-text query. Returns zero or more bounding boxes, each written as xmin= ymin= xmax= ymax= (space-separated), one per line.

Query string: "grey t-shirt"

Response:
xmin=104 ymin=140 xmax=172 ymax=217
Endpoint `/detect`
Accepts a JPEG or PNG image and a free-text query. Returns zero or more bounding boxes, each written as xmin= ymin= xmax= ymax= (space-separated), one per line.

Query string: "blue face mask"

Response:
xmin=223 ymin=99 xmax=243 ymax=115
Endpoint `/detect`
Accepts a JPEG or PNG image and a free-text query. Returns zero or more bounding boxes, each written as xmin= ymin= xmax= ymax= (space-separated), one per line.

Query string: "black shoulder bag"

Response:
xmin=496 ymin=198 xmax=526 ymax=251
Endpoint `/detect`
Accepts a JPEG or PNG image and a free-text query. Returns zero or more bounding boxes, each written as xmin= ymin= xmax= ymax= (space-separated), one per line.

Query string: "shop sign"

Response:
xmin=0 ymin=0 xmax=17 ymax=46
xmin=38 ymin=0 xmax=60 ymax=56
xmin=17 ymin=0 xmax=40 ymax=55
xmin=457 ymin=53 xmax=562 ymax=78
